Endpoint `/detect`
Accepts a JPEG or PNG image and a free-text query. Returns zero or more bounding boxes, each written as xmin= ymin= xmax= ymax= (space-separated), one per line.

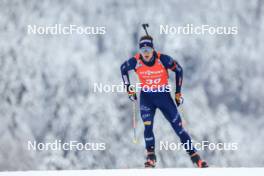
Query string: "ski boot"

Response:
xmin=190 ymin=153 xmax=208 ymax=168
xmin=144 ymin=151 xmax=156 ymax=168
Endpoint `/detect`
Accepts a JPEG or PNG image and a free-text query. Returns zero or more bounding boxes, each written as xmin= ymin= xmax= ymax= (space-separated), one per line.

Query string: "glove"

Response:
xmin=128 ymin=87 xmax=137 ymax=101
xmin=175 ymin=93 xmax=184 ymax=106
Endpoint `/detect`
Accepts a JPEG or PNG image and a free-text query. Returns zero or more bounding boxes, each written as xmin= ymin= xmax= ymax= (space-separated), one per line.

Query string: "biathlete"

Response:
xmin=120 ymin=26 xmax=208 ymax=168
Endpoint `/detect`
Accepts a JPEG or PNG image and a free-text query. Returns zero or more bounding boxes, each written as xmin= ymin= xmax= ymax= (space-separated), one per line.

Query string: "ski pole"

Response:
xmin=178 ymin=100 xmax=187 ymax=127
xmin=132 ymin=100 xmax=138 ymax=144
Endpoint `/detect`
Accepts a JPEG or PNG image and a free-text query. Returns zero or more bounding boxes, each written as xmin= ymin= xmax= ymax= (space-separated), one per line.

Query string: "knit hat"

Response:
xmin=139 ymin=35 xmax=154 ymax=49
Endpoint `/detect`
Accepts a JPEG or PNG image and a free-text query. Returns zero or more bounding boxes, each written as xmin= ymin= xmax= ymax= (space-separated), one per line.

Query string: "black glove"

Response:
xmin=175 ymin=93 xmax=184 ymax=106
xmin=128 ymin=90 xmax=137 ymax=101
xmin=127 ymin=85 xmax=137 ymax=101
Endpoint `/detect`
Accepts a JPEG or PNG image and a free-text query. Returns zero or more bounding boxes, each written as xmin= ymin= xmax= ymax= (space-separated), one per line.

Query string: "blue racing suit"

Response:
xmin=120 ymin=51 xmax=196 ymax=155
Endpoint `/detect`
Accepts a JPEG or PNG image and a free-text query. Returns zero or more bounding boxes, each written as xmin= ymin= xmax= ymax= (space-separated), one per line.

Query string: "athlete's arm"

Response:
xmin=120 ymin=57 xmax=137 ymax=91
xmin=160 ymin=54 xmax=183 ymax=94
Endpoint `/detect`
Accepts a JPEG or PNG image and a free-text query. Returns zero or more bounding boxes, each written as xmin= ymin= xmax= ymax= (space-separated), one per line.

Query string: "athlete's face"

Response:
xmin=140 ymin=47 xmax=154 ymax=62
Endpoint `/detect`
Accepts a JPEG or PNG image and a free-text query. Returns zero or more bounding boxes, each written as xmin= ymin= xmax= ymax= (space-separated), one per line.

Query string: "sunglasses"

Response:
xmin=140 ymin=47 xmax=153 ymax=54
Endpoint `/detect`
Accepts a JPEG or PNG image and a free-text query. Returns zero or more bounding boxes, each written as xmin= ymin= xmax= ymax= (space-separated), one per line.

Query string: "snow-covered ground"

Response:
xmin=1 ymin=168 xmax=264 ymax=176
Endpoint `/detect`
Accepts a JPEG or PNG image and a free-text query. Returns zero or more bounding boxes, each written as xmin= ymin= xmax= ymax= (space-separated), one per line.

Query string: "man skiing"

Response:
xmin=120 ymin=25 xmax=208 ymax=168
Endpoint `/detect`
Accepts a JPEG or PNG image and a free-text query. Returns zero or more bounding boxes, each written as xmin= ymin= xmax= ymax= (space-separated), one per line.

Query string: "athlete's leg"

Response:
xmin=154 ymin=92 xmax=208 ymax=167
xmin=156 ymin=92 xmax=196 ymax=155
xmin=140 ymin=92 xmax=157 ymax=151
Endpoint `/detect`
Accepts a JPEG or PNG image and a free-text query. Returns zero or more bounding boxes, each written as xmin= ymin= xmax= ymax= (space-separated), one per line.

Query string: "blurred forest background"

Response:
xmin=0 ymin=0 xmax=264 ymax=170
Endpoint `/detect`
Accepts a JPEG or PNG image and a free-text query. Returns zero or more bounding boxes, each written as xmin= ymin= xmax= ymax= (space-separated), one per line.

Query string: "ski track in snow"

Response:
xmin=0 ymin=168 xmax=263 ymax=176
